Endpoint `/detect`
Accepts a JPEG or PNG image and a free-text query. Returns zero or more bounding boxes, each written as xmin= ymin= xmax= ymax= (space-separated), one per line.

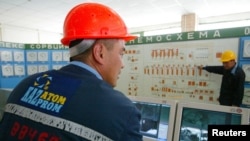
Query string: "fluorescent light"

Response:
xmin=198 ymin=20 xmax=250 ymax=31
xmin=144 ymin=28 xmax=181 ymax=36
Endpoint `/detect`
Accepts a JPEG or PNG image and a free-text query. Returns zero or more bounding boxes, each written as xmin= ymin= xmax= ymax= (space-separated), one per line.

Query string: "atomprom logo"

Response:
xmin=33 ymin=74 xmax=52 ymax=90
xmin=20 ymin=74 xmax=67 ymax=113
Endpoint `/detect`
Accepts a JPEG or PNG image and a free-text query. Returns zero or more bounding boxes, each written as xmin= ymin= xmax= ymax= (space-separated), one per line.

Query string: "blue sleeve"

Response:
xmin=203 ymin=66 xmax=224 ymax=75
xmin=120 ymin=106 xmax=143 ymax=141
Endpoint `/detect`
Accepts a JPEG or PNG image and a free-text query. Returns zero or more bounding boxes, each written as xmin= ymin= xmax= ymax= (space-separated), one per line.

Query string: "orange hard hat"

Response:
xmin=61 ymin=3 xmax=137 ymax=46
xmin=220 ymin=50 xmax=236 ymax=62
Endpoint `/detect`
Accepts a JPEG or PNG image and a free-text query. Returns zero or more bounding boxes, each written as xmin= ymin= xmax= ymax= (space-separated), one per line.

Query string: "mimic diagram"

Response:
xmin=116 ymin=39 xmax=239 ymax=104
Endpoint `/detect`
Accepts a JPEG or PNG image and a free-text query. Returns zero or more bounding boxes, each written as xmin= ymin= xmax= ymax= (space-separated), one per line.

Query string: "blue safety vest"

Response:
xmin=0 ymin=64 xmax=142 ymax=141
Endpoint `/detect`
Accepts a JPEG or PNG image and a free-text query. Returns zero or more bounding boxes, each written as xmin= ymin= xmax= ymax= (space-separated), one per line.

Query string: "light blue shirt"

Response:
xmin=231 ymin=63 xmax=237 ymax=75
xmin=70 ymin=61 xmax=103 ymax=80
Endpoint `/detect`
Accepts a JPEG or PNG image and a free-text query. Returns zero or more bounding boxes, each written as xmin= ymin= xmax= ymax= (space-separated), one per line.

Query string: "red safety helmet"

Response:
xmin=61 ymin=3 xmax=137 ymax=46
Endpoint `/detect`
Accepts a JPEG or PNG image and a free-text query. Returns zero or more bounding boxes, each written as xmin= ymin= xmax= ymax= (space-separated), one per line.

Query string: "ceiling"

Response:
xmin=0 ymin=0 xmax=250 ymax=34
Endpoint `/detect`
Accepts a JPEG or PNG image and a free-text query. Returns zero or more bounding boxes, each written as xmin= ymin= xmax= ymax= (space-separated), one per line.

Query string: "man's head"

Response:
xmin=220 ymin=50 xmax=236 ymax=70
xmin=61 ymin=3 xmax=137 ymax=87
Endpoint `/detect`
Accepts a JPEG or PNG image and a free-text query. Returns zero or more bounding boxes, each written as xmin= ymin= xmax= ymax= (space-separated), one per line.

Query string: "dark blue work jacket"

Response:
xmin=0 ymin=64 xmax=142 ymax=141
xmin=203 ymin=65 xmax=245 ymax=106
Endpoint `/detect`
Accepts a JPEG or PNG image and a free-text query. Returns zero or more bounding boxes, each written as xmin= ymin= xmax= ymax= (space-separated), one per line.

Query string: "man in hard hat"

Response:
xmin=198 ymin=50 xmax=245 ymax=107
xmin=0 ymin=3 xmax=142 ymax=141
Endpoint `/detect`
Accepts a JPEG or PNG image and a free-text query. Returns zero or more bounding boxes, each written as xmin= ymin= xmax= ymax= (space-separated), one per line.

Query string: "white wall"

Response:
xmin=0 ymin=24 xmax=62 ymax=44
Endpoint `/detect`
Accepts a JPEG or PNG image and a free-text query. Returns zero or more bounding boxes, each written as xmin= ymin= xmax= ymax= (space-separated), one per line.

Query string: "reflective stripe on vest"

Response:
xmin=4 ymin=103 xmax=113 ymax=141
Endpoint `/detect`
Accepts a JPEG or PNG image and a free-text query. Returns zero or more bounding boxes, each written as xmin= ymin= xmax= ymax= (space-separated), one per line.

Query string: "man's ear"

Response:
xmin=92 ymin=43 xmax=105 ymax=64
